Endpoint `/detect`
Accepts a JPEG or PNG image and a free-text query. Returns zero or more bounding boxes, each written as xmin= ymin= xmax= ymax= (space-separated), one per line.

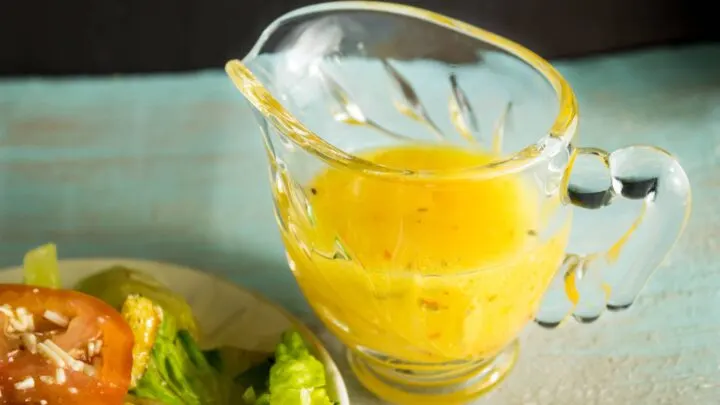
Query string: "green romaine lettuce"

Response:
xmin=240 ymin=331 xmax=335 ymax=405
xmin=75 ymin=266 xmax=200 ymax=339
xmin=23 ymin=243 xmax=61 ymax=288
xmin=133 ymin=312 xmax=228 ymax=405
xmin=77 ymin=266 xmax=336 ymax=405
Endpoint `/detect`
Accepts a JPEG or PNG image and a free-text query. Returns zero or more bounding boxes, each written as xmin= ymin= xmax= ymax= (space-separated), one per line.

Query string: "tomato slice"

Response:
xmin=0 ymin=285 xmax=134 ymax=405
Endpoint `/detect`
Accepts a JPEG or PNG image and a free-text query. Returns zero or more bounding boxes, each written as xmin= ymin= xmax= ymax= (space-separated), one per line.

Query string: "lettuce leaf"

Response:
xmin=23 ymin=243 xmax=61 ymax=288
xmin=133 ymin=312 xmax=228 ymax=405
xmin=240 ymin=331 xmax=335 ymax=405
xmin=75 ymin=266 xmax=200 ymax=339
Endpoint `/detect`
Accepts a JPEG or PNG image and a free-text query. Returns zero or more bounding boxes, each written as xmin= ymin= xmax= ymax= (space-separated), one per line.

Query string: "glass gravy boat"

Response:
xmin=226 ymin=2 xmax=691 ymax=403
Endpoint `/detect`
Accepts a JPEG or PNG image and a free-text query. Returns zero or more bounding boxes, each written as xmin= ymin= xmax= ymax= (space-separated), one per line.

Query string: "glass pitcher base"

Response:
xmin=347 ymin=340 xmax=519 ymax=405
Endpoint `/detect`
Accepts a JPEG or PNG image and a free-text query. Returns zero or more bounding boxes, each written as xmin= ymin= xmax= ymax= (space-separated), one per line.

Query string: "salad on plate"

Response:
xmin=0 ymin=244 xmax=337 ymax=405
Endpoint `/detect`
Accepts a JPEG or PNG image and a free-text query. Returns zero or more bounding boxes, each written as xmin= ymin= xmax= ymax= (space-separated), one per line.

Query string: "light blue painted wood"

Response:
xmin=0 ymin=44 xmax=718 ymax=403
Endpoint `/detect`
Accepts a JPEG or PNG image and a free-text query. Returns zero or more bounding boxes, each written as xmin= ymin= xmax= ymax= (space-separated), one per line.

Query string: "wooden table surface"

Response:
xmin=1 ymin=44 xmax=718 ymax=404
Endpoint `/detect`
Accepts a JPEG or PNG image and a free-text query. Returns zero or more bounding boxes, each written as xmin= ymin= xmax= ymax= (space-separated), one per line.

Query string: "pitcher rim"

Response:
xmin=226 ymin=1 xmax=579 ymax=178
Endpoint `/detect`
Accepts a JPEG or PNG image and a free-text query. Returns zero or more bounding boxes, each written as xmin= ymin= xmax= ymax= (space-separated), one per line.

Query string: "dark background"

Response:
xmin=0 ymin=0 xmax=716 ymax=76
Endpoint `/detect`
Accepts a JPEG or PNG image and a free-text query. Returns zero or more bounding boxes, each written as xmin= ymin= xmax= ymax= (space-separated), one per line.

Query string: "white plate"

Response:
xmin=0 ymin=258 xmax=350 ymax=405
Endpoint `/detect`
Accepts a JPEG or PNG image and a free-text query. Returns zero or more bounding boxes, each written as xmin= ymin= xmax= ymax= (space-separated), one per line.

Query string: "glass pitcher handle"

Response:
xmin=535 ymin=145 xmax=691 ymax=327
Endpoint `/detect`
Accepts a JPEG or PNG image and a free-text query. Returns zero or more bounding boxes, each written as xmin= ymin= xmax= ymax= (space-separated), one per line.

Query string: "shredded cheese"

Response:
xmin=9 ymin=318 xmax=26 ymax=333
xmin=37 ymin=342 xmax=66 ymax=368
xmin=1 ymin=305 xmax=36 ymax=335
xmin=39 ymin=375 xmax=55 ymax=385
xmin=24 ymin=314 xmax=34 ymax=331
xmin=15 ymin=308 xmax=33 ymax=332
xmin=14 ymin=377 xmax=35 ymax=390
xmin=44 ymin=340 xmax=83 ymax=371
xmin=0 ymin=304 xmax=13 ymax=317
xmin=1 ymin=303 xmax=100 ymax=390
xmin=43 ymin=310 xmax=69 ymax=328
xmin=82 ymin=363 xmax=97 ymax=377
xmin=21 ymin=333 xmax=37 ymax=354
xmin=56 ymin=368 xmax=67 ymax=384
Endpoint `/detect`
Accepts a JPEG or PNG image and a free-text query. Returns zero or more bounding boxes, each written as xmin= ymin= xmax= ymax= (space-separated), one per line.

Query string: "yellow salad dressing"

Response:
xmin=277 ymin=145 xmax=570 ymax=364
